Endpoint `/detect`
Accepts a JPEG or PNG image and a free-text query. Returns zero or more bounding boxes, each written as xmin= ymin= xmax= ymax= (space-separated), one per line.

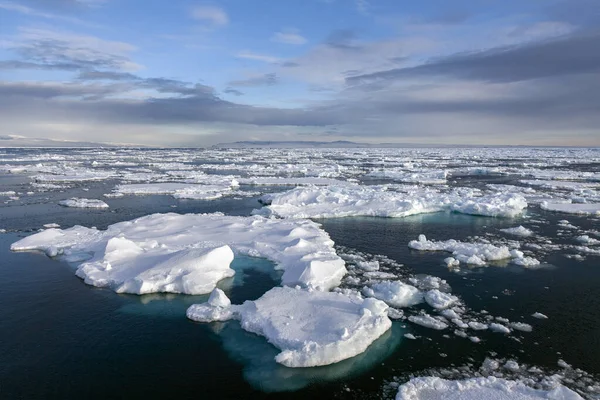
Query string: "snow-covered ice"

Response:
xmin=363 ymin=281 xmax=423 ymax=308
xmin=395 ymin=376 xmax=583 ymax=399
xmin=187 ymin=286 xmax=392 ymax=368
xmin=58 ymin=198 xmax=109 ymax=209
xmin=11 ymin=213 xmax=347 ymax=293
xmin=541 ymin=202 xmax=600 ymax=215
xmin=501 ymin=226 xmax=534 ymax=237
xmin=256 ymin=185 xmax=527 ymax=219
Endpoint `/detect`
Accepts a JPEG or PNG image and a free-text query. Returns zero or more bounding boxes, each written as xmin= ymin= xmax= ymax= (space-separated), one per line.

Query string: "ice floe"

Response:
xmin=11 ymin=213 xmax=347 ymax=293
xmin=58 ymin=198 xmax=109 ymax=209
xmin=256 ymin=185 xmax=527 ymax=219
xmin=541 ymin=202 xmax=600 ymax=215
xmin=409 ymin=234 xmax=539 ymax=267
xmin=501 ymin=226 xmax=534 ymax=237
xmin=363 ymin=281 xmax=424 ymax=308
xmin=187 ymin=286 xmax=392 ymax=368
xmin=395 ymin=376 xmax=583 ymax=399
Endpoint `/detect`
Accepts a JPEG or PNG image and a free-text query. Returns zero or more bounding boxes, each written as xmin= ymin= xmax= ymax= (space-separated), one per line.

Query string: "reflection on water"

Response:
xmin=117 ymin=255 xmax=281 ymax=318
xmin=214 ymin=321 xmax=403 ymax=392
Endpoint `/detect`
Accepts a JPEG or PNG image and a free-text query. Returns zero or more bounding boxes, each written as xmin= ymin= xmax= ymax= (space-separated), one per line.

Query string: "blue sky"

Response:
xmin=0 ymin=0 xmax=599 ymax=146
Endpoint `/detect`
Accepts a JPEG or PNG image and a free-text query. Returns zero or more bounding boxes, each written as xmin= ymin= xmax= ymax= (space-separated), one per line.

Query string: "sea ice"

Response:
xmin=409 ymin=234 xmax=537 ymax=266
xmin=424 ymin=289 xmax=459 ymax=310
xmin=58 ymin=198 xmax=109 ymax=209
xmin=501 ymin=226 xmax=534 ymax=237
xmin=394 ymin=376 xmax=583 ymax=400
xmin=541 ymin=202 xmax=600 ymax=215
xmin=11 ymin=213 xmax=347 ymax=293
xmin=408 ymin=314 xmax=449 ymax=330
xmin=255 ymin=185 xmax=527 ymax=219
xmin=362 ymin=281 xmax=424 ymax=308
xmin=187 ymin=286 xmax=392 ymax=368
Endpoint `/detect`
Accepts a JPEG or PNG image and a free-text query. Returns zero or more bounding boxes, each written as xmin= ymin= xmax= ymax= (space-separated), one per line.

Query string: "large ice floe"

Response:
xmin=187 ymin=286 xmax=392 ymax=368
xmin=111 ymin=182 xmax=239 ymax=200
xmin=256 ymin=185 xmax=527 ymax=219
xmin=409 ymin=234 xmax=540 ymax=267
xmin=394 ymin=376 xmax=583 ymax=399
xmin=11 ymin=213 xmax=347 ymax=294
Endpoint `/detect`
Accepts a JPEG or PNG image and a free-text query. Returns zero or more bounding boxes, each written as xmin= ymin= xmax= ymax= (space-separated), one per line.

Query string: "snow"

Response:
xmin=363 ymin=281 xmax=424 ymax=308
xmin=395 ymin=376 xmax=583 ymax=400
xmin=186 ymin=288 xmax=234 ymax=322
xmin=58 ymin=198 xmax=109 ymax=209
xmin=256 ymin=185 xmax=527 ymax=219
xmin=541 ymin=202 xmax=600 ymax=215
xmin=501 ymin=226 xmax=534 ymax=237
xmin=408 ymin=314 xmax=449 ymax=330
xmin=187 ymin=286 xmax=392 ymax=368
xmin=424 ymin=289 xmax=459 ymax=310
xmin=11 ymin=213 xmax=347 ymax=293
xmin=409 ymin=234 xmax=538 ymax=266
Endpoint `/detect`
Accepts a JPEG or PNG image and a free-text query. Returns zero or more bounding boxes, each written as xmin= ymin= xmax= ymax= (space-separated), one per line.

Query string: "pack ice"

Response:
xmin=187 ymin=286 xmax=392 ymax=368
xmin=10 ymin=213 xmax=347 ymax=294
xmin=395 ymin=376 xmax=583 ymax=400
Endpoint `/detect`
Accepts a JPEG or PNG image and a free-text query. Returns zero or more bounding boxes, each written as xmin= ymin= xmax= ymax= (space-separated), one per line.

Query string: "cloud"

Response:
xmin=191 ymin=5 xmax=229 ymax=27
xmin=2 ymin=28 xmax=141 ymax=72
xmin=236 ymin=51 xmax=280 ymax=63
xmin=347 ymin=31 xmax=600 ymax=85
xmin=0 ymin=1 xmax=101 ymax=26
xmin=223 ymin=87 xmax=244 ymax=96
xmin=271 ymin=30 xmax=307 ymax=45
xmin=229 ymin=73 xmax=278 ymax=87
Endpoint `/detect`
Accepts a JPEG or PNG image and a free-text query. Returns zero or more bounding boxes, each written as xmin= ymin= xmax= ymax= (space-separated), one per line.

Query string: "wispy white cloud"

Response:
xmin=236 ymin=51 xmax=280 ymax=63
xmin=271 ymin=29 xmax=307 ymax=45
xmin=191 ymin=5 xmax=229 ymax=27
xmin=0 ymin=1 xmax=101 ymax=27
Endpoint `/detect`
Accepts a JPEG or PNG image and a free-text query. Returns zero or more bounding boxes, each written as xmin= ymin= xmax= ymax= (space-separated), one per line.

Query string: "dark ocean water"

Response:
xmin=1 ymin=149 xmax=599 ymax=399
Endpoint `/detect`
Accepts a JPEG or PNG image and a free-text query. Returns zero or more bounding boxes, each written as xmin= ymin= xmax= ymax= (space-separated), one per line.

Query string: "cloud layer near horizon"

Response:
xmin=0 ymin=0 xmax=598 ymax=146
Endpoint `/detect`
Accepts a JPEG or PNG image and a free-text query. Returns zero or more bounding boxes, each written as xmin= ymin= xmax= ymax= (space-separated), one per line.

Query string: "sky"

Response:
xmin=0 ymin=0 xmax=599 ymax=147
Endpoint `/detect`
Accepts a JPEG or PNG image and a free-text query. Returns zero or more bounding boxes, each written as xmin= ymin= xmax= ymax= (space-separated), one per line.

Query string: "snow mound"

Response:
xmin=187 ymin=286 xmax=392 ymax=368
xmin=363 ymin=281 xmax=424 ymax=308
xmin=255 ymin=185 xmax=527 ymax=219
xmin=58 ymin=198 xmax=109 ymax=209
xmin=395 ymin=376 xmax=583 ymax=399
xmin=11 ymin=213 xmax=347 ymax=293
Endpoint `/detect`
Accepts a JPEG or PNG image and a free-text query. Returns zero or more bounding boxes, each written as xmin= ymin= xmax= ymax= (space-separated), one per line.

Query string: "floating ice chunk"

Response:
xmin=218 ymin=287 xmax=392 ymax=368
xmin=113 ymin=182 xmax=237 ymax=200
xmin=532 ymin=312 xmax=548 ymax=319
xmin=363 ymin=281 xmax=423 ymax=308
xmin=489 ymin=323 xmax=511 ymax=334
xmin=43 ymin=223 xmax=60 ymax=228
xmin=444 ymin=257 xmax=460 ymax=267
xmin=404 ymin=333 xmax=417 ymax=340
xmin=238 ymin=177 xmax=348 ymax=186
xmin=11 ymin=213 xmax=347 ymax=292
xmin=408 ymin=314 xmax=448 ymax=330
xmin=451 ymin=193 xmax=527 ymax=218
xmin=541 ymin=202 xmax=600 ymax=215
xmin=468 ymin=321 xmax=488 ymax=330
xmin=424 ymin=289 xmax=459 ymax=310
xmin=186 ymin=288 xmax=235 ymax=322
xmin=409 ymin=235 xmax=539 ymax=267
xmin=509 ymin=322 xmax=533 ymax=332
xmin=500 ymin=226 xmax=534 ymax=237
xmin=58 ymin=198 xmax=109 ymax=209
xmin=255 ymin=185 xmax=527 ymax=219
xmin=575 ymin=235 xmax=600 ymax=245
xmin=394 ymin=376 xmax=583 ymax=400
